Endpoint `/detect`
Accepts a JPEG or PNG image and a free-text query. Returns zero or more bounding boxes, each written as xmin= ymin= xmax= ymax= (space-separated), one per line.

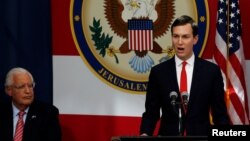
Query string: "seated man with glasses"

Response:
xmin=0 ymin=67 xmax=62 ymax=141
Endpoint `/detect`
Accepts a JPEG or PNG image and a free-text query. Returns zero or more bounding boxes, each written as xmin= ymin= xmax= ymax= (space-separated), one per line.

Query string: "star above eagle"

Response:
xmin=104 ymin=0 xmax=175 ymax=73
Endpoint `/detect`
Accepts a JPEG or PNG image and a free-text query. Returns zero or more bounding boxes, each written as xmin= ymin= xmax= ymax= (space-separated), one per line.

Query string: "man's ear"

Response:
xmin=5 ymin=86 xmax=12 ymax=97
xmin=193 ymin=35 xmax=199 ymax=45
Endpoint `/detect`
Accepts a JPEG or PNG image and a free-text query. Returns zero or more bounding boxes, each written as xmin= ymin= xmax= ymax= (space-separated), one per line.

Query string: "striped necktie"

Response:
xmin=14 ymin=111 xmax=25 ymax=141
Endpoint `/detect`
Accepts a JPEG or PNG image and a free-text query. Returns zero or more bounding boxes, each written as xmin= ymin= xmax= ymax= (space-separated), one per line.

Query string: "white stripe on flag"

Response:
xmin=53 ymin=56 xmax=146 ymax=116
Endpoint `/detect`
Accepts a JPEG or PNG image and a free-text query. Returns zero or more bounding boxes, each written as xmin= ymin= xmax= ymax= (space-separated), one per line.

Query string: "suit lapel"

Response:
xmin=188 ymin=57 xmax=202 ymax=111
xmin=1 ymin=102 xmax=15 ymax=141
xmin=168 ymin=57 xmax=179 ymax=92
xmin=23 ymin=102 xmax=39 ymax=140
xmin=167 ymin=58 xmax=181 ymax=115
xmin=171 ymin=58 xmax=181 ymax=101
xmin=8 ymin=103 xmax=14 ymax=140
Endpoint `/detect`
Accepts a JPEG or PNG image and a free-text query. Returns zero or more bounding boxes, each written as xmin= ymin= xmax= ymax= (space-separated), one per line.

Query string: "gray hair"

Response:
xmin=5 ymin=67 xmax=34 ymax=86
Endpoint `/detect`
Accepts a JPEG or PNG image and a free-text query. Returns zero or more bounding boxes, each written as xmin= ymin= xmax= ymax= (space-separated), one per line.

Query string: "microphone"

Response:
xmin=181 ymin=91 xmax=189 ymax=105
xmin=170 ymin=91 xmax=178 ymax=106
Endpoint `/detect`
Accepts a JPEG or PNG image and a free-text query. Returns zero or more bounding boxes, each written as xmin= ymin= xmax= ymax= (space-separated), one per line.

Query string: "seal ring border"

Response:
xmin=70 ymin=0 xmax=209 ymax=94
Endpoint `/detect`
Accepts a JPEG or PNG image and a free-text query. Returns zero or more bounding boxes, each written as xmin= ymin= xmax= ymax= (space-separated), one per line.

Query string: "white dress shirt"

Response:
xmin=175 ymin=54 xmax=194 ymax=95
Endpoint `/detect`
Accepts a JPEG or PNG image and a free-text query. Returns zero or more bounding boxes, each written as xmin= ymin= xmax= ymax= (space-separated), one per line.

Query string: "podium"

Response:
xmin=111 ymin=136 xmax=208 ymax=141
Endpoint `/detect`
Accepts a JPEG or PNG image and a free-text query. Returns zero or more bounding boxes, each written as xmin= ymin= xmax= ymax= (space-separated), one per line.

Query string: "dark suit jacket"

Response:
xmin=140 ymin=56 xmax=229 ymax=136
xmin=0 ymin=99 xmax=62 ymax=141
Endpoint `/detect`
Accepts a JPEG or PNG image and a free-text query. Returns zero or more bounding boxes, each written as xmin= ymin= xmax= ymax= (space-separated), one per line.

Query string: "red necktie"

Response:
xmin=14 ymin=111 xmax=25 ymax=141
xmin=180 ymin=61 xmax=187 ymax=136
xmin=180 ymin=61 xmax=187 ymax=93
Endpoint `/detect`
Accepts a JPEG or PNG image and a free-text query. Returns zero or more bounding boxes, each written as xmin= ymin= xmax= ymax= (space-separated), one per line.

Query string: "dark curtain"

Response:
xmin=0 ymin=0 xmax=52 ymax=104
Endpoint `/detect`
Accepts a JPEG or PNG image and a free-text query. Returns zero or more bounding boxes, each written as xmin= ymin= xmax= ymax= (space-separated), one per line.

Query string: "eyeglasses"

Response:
xmin=11 ymin=82 xmax=35 ymax=90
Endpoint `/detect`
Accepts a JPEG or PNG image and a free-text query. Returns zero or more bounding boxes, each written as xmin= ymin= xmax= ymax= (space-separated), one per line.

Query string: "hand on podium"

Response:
xmin=140 ymin=133 xmax=148 ymax=136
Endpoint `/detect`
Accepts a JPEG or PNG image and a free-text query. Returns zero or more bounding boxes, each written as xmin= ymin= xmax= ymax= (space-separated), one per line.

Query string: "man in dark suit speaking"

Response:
xmin=140 ymin=15 xmax=229 ymax=136
xmin=0 ymin=67 xmax=61 ymax=141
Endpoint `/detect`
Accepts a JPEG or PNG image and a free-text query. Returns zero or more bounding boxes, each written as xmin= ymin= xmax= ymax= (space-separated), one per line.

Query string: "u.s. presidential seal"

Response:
xmin=70 ymin=0 xmax=209 ymax=93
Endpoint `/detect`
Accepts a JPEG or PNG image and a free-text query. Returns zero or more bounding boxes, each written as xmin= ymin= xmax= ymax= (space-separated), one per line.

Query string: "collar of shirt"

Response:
xmin=175 ymin=53 xmax=195 ymax=67
xmin=175 ymin=54 xmax=195 ymax=95
xmin=12 ymin=103 xmax=29 ymax=127
xmin=12 ymin=103 xmax=29 ymax=117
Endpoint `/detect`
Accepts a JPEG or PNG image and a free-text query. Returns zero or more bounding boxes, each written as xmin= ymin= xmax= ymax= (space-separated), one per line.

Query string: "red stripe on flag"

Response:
xmin=142 ymin=30 xmax=145 ymax=51
xmin=213 ymin=47 xmax=227 ymax=74
xmin=51 ymin=0 xmax=78 ymax=55
xmin=229 ymin=54 xmax=248 ymax=93
xmin=135 ymin=31 xmax=138 ymax=51
xmin=228 ymin=82 xmax=246 ymax=123
xmin=60 ymin=114 xmax=142 ymax=141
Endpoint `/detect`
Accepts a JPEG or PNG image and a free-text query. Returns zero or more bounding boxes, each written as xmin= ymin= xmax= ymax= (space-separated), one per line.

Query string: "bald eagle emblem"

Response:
xmin=90 ymin=0 xmax=175 ymax=73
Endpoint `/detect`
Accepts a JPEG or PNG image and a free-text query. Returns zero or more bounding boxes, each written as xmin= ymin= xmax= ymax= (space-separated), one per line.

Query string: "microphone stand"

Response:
xmin=170 ymin=92 xmax=188 ymax=136
xmin=178 ymin=103 xmax=182 ymax=136
xmin=176 ymin=102 xmax=183 ymax=136
xmin=172 ymin=101 xmax=183 ymax=136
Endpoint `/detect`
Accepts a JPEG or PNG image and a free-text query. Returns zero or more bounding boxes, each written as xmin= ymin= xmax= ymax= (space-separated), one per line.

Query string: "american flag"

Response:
xmin=213 ymin=0 xmax=249 ymax=124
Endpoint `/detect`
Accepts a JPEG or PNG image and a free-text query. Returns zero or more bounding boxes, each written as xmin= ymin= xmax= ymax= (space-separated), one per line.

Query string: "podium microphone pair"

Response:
xmin=170 ymin=91 xmax=188 ymax=136
xmin=170 ymin=91 xmax=188 ymax=106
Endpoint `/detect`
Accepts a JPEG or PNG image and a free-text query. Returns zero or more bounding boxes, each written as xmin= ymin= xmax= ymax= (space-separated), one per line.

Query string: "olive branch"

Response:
xmin=89 ymin=18 xmax=119 ymax=63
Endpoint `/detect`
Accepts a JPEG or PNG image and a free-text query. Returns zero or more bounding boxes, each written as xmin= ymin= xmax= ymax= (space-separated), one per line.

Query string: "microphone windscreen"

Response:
xmin=170 ymin=91 xmax=178 ymax=98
